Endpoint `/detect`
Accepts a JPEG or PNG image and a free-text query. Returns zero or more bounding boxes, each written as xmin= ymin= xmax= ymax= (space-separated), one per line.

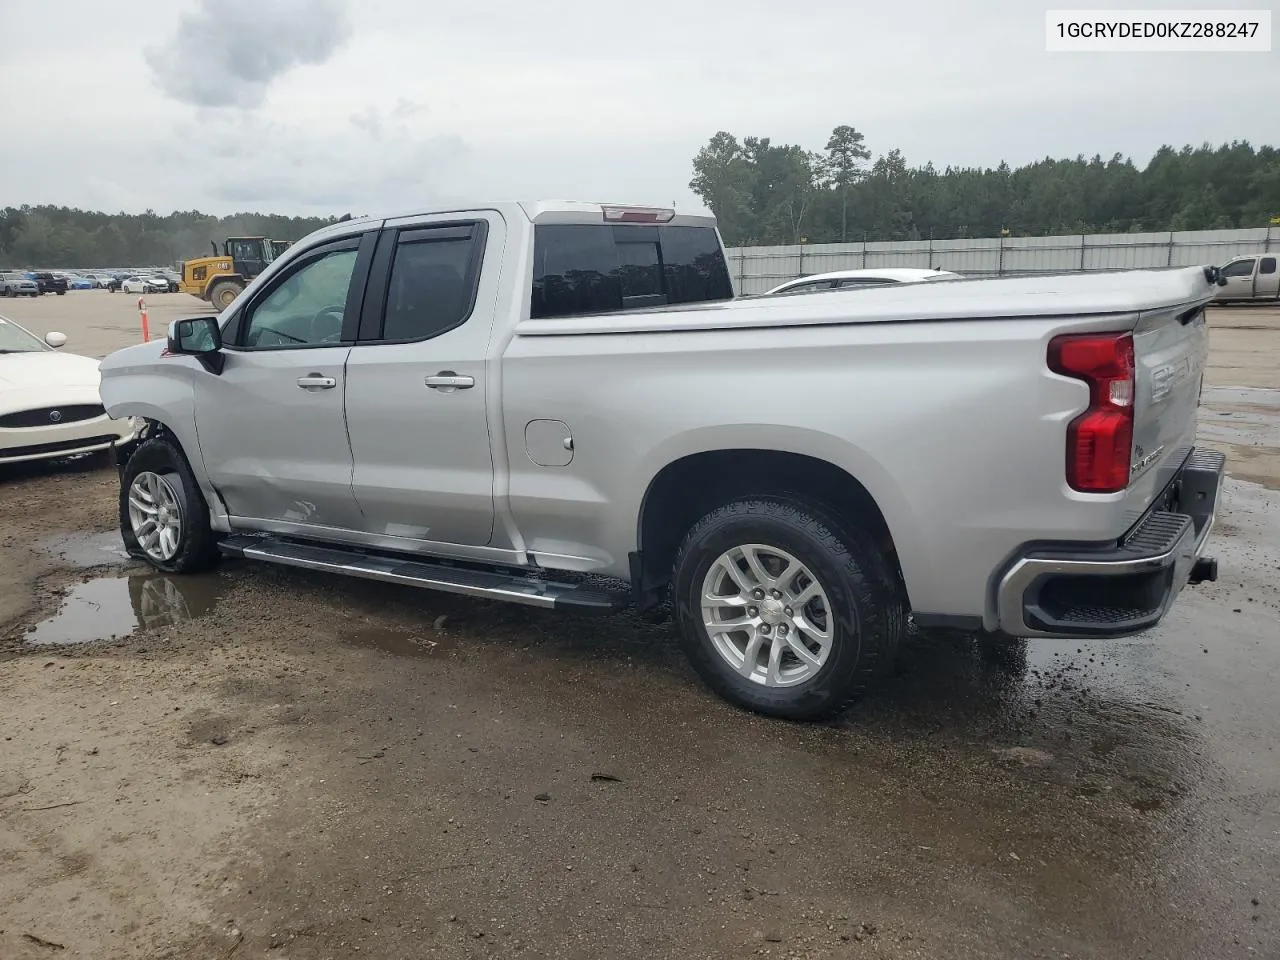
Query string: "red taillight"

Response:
xmin=602 ymin=204 xmax=675 ymax=224
xmin=1048 ymin=332 xmax=1135 ymax=494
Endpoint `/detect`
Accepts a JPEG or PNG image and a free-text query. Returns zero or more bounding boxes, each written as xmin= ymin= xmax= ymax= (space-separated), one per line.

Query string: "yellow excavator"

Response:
xmin=179 ymin=237 xmax=293 ymax=310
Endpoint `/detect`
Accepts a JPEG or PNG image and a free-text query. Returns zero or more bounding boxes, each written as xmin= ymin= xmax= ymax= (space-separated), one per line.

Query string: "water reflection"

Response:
xmin=26 ymin=571 xmax=224 ymax=646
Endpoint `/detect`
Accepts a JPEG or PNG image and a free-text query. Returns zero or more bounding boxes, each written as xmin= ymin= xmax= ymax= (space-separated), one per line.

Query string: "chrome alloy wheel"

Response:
xmin=128 ymin=471 xmax=183 ymax=563
xmin=700 ymin=543 xmax=835 ymax=687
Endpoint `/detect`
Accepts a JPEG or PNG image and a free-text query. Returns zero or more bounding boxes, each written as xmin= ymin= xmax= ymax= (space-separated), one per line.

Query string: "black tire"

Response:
xmin=208 ymin=280 xmax=242 ymax=311
xmin=672 ymin=498 xmax=906 ymax=721
xmin=56 ymin=290 xmax=65 ymax=295
xmin=118 ymin=436 xmax=220 ymax=573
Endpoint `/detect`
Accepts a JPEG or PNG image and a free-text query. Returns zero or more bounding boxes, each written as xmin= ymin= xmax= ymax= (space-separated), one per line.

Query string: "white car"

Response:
xmin=0 ymin=315 xmax=137 ymax=465
xmin=120 ymin=276 xmax=168 ymax=295
xmin=764 ymin=268 xmax=962 ymax=295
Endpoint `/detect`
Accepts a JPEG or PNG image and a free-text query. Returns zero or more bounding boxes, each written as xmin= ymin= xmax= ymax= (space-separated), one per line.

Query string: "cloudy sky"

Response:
xmin=1 ymin=0 xmax=1275 ymax=217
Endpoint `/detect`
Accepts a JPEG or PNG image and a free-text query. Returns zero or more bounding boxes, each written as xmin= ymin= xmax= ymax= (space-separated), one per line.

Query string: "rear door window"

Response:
xmin=531 ymin=224 xmax=733 ymax=319
xmin=379 ymin=225 xmax=485 ymax=342
xmin=1260 ymin=256 xmax=1277 ymax=275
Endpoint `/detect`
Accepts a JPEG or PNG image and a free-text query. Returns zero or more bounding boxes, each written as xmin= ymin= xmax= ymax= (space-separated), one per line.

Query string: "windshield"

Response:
xmin=0 ymin=316 xmax=48 ymax=353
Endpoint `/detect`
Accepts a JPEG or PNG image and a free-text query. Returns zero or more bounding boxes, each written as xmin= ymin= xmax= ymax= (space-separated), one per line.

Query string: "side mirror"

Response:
xmin=167 ymin=317 xmax=225 ymax=374
xmin=167 ymin=316 xmax=222 ymax=355
xmin=44 ymin=331 xmax=68 ymax=348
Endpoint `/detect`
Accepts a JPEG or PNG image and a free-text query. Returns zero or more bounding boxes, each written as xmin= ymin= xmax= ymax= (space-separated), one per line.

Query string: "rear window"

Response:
xmin=531 ymin=224 xmax=733 ymax=319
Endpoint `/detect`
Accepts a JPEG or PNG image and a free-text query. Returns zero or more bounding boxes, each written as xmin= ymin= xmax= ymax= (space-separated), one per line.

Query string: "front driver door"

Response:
xmin=191 ymin=231 xmax=375 ymax=531
xmin=1218 ymin=257 xmax=1257 ymax=301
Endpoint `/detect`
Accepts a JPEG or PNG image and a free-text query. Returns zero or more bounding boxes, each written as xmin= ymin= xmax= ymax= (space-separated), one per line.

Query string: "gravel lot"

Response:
xmin=2 ymin=291 xmax=1278 ymax=960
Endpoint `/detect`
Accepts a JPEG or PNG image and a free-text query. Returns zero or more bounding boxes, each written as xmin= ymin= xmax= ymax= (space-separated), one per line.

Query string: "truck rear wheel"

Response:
xmin=119 ymin=437 xmax=220 ymax=574
xmin=207 ymin=280 xmax=242 ymax=311
xmin=671 ymin=498 xmax=905 ymax=721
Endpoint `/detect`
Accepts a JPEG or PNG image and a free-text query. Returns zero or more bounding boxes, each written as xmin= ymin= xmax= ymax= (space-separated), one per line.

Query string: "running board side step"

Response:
xmin=218 ymin=535 xmax=626 ymax=613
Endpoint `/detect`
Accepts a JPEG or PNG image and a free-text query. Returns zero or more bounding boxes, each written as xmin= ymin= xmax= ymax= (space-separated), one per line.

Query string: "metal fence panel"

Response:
xmin=726 ymin=225 xmax=1276 ymax=293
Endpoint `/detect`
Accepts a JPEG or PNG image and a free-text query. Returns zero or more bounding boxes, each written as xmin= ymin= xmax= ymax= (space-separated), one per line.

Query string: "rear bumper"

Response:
xmin=995 ymin=448 xmax=1224 ymax=639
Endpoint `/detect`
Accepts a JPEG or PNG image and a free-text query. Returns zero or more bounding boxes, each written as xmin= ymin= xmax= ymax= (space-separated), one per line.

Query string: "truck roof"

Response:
xmin=303 ymin=201 xmax=717 ymax=245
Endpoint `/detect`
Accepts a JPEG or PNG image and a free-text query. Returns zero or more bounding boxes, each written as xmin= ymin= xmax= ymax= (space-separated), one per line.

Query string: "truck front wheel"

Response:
xmin=119 ymin=437 xmax=220 ymax=574
xmin=671 ymin=498 xmax=905 ymax=721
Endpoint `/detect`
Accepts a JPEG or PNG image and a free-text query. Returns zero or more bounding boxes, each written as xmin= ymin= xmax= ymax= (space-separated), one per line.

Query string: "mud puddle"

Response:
xmin=345 ymin=624 xmax=454 ymax=657
xmin=26 ymin=572 xmax=225 ymax=646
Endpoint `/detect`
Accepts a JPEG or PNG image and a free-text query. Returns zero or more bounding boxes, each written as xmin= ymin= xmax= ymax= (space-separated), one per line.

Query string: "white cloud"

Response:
xmin=0 ymin=0 xmax=1273 ymax=216
xmin=144 ymin=0 xmax=352 ymax=108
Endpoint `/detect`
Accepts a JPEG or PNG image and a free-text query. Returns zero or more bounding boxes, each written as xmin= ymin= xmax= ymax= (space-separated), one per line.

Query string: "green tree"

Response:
xmin=821 ymin=125 xmax=871 ymax=241
xmin=689 ymin=130 xmax=1280 ymax=245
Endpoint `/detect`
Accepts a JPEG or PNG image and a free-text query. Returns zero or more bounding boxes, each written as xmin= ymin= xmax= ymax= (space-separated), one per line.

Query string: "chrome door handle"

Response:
xmin=297 ymin=375 xmax=337 ymax=389
xmin=425 ymin=373 xmax=475 ymax=390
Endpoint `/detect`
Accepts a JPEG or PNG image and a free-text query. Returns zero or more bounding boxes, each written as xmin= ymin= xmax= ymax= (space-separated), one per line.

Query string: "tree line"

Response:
xmin=3 ymin=133 xmax=1278 ymax=266
xmin=690 ymin=129 xmax=1280 ymax=246
xmin=0 ymin=207 xmax=343 ymax=269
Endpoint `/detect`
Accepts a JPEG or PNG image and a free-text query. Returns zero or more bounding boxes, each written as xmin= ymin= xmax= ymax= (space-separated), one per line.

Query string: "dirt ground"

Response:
xmin=1 ymin=292 xmax=1278 ymax=960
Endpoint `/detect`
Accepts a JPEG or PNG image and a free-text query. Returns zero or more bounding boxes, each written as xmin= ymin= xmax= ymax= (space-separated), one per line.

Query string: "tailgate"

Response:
xmin=1126 ymin=301 xmax=1210 ymax=514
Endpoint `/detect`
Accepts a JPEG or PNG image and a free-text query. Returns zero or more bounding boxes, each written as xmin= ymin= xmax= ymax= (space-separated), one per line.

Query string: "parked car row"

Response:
xmin=0 ymin=268 xmax=181 ymax=295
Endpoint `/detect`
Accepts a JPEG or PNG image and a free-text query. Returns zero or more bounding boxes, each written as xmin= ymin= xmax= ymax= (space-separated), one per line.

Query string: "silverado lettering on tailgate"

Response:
xmin=1150 ymin=354 xmax=1199 ymax=404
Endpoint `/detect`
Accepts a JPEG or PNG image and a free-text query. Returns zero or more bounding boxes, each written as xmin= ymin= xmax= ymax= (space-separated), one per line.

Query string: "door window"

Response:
xmin=1221 ymin=258 xmax=1257 ymax=278
xmin=379 ymin=228 xmax=484 ymax=342
xmin=778 ymin=279 xmax=836 ymax=294
xmin=242 ymin=248 xmax=359 ymax=348
xmin=1260 ymin=256 xmax=1276 ymax=275
xmin=837 ymin=277 xmax=898 ymax=287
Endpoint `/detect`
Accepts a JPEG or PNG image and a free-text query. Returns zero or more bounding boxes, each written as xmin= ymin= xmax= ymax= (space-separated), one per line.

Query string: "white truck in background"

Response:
xmin=1213 ymin=253 xmax=1279 ymax=302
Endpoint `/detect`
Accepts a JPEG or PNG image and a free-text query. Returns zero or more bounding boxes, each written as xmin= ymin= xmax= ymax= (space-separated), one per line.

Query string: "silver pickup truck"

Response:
xmin=98 ymin=201 xmax=1225 ymax=720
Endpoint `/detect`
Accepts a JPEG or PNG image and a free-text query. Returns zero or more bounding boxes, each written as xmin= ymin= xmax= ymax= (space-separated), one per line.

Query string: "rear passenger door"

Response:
xmin=343 ymin=212 xmax=504 ymax=549
xmin=1257 ymin=255 xmax=1278 ymax=299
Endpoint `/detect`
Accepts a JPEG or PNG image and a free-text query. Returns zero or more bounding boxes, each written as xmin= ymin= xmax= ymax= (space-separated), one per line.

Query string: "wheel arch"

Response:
xmin=631 ymin=437 xmax=925 ymax=613
xmin=100 ymin=371 xmax=227 ymax=532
